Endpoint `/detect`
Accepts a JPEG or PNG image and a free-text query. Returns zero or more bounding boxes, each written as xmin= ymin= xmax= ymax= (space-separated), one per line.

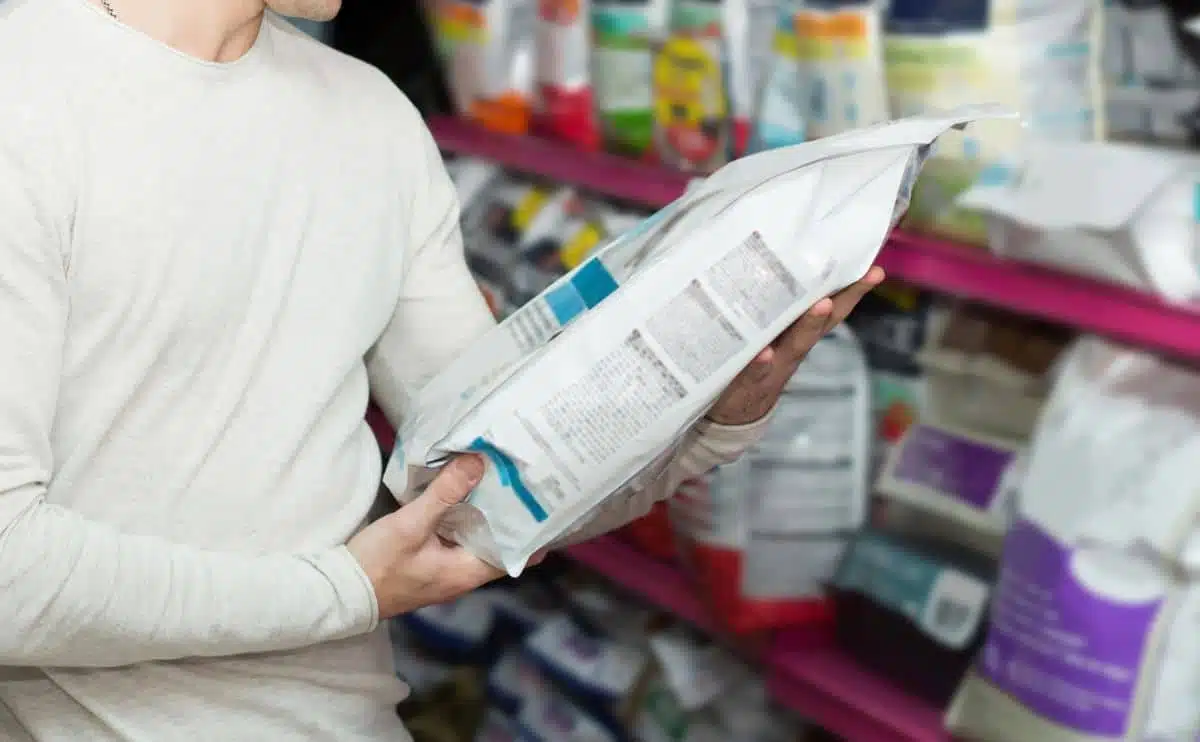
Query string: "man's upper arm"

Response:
xmin=0 ymin=103 xmax=377 ymax=669
xmin=0 ymin=104 xmax=72 ymax=529
xmin=366 ymin=110 xmax=496 ymax=429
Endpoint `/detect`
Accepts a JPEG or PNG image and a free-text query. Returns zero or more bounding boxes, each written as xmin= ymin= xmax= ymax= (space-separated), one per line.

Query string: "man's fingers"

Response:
xmin=407 ymin=454 xmax=485 ymax=534
xmin=827 ymin=267 xmax=885 ymax=327
xmin=779 ymin=298 xmax=832 ymax=361
xmin=444 ymin=547 xmax=506 ymax=591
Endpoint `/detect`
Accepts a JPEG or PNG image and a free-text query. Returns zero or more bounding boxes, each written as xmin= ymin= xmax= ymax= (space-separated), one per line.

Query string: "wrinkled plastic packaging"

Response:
xmin=383 ymin=105 xmax=1016 ymax=577
xmin=958 ymin=140 xmax=1200 ymax=303
xmin=946 ymin=336 xmax=1200 ymax=742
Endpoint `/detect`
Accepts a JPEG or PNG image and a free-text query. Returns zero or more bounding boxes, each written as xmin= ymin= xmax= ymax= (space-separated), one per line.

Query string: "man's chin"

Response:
xmin=268 ymin=0 xmax=342 ymax=22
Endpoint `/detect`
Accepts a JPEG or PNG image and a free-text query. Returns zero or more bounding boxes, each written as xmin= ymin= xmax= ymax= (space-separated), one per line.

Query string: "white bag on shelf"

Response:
xmin=383 ymin=105 xmax=1015 ymax=577
xmin=669 ymin=326 xmax=869 ymax=631
xmin=946 ymin=336 xmax=1200 ymax=742
xmin=957 ymin=140 xmax=1200 ymax=302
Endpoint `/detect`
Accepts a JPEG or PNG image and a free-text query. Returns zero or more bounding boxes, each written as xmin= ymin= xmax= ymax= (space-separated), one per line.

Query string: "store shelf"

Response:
xmin=429 ymin=115 xmax=1200 ymax=362
xmin=564 ymin=536 xmax=717 ymax=633
xmin=769 ymin=636 xmax=950 ymax=742
xmin=567 ymin=536 xmax=946 ymax=742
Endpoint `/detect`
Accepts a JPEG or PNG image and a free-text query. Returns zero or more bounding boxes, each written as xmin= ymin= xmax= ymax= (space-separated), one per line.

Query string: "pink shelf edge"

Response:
xmin=429 ymin=115 xmax=1200 ymax=362
xmin=564 ymin=536 xmax=717 ymax=633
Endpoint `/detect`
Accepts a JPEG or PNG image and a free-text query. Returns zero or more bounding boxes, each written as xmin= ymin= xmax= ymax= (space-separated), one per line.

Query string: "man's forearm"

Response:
xmin=0 ymin=486 xmax=377 ymax=668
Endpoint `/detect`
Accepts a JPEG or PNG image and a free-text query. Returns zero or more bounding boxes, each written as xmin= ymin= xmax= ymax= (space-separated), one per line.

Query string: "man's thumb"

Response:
xmin=410 ymin=454 xmax=485 ymax=531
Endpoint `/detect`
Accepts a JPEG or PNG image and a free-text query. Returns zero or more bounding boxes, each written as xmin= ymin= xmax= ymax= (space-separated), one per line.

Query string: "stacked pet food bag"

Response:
xmin=379 ymin=1 xmax=1200 ymax=739
xmin=391 ymin=561 xmax=823 ymax=742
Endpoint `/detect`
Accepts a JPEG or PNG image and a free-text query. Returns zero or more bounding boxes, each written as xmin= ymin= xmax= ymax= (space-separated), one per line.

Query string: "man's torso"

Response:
xmin=0 ymin=2 xmax=420 ymax=738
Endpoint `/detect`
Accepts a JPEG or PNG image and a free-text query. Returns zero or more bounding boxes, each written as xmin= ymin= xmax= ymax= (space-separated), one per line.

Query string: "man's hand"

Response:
xmin=707 ymin=266 xmax=885 ymax=426
xmin=347 ymin=455 xmax=504 ymax=620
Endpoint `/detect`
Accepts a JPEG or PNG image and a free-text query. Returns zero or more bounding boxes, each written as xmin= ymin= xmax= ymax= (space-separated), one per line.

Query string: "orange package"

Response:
xmin=432 ymin=0 xmax=535 ymax=135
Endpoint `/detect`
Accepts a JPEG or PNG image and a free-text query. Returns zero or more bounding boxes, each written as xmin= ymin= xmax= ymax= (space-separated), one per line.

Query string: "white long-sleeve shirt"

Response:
xmin=0 ymin=1 xmax=763 ymax=740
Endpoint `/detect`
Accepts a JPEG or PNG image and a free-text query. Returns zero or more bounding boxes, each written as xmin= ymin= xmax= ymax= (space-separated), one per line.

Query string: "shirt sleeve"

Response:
xmin=365 ymin=117 xmax=767 ymax=549
xmin=0 ymin=105 xmax=377 ymax=669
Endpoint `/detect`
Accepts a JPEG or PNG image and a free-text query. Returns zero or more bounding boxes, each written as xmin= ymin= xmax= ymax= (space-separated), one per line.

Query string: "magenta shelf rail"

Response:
xmin=564 ymin=536 xmax=718 ymax=633
xmin=429 ymin=115 xmax=1200 ymax=362
xmin=769 ymin=634 xmax=952 ymax=742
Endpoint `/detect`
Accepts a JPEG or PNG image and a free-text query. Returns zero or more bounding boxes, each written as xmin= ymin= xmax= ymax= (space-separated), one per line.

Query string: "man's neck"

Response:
xmin=92 ymin=0 xmax=267 ymax=63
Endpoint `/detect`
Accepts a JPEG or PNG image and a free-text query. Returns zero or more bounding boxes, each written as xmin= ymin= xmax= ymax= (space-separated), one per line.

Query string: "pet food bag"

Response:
xmin=727 ymin=0 xmax=781 ymax=157
xmin=383 ymin=105 xmax=1015 ymax=577
xmin=651 ymin=0 xmax=735 ymax=173
xmin=884 ymin=0 xmax=1105 ymax=244
xmin=843 ymin=282 xmax=936 ymax=474
xmin=670 ymin=326 xmax=870 ymax=632
xmin=633 ymin=628 xmax=753 ymax=742
xmin=432 ymin=0 xmax=537 ymax=134
xmin=876 ymin=420 xmax=1024 ymax=559
xmin=946 ymin=336 xmax=1200 ymax=742
xmin=958 ymin=140 xmax=1200 ymax=303
xmin=1105 ymin=0 xmax=1200 ymax=144
xmin=533 ymin=0 xmax=601 ymax=148
xmin=749 ymin=0 xmax=807 ymax=152
xmin=793 ymin=0 xmax=889 ymax=139
xmin=591 ymin=0 xmax=672 ymax=157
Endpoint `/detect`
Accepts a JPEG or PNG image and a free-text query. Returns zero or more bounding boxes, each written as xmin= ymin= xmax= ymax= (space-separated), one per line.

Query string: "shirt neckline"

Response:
xmin=62 ymin=0 xmax=273 ymax=78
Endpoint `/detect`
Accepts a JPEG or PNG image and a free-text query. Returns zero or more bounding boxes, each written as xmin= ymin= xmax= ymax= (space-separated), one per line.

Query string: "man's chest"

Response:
xmin=60 ymin=122 xmax=408 ymax=374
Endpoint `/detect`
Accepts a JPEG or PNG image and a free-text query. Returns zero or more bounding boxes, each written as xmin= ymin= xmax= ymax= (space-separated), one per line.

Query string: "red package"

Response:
xmin=618 ymin=501 xmax=677 ymax=561
xmin=669 ymin=471 xmax=835 ymax=634
xmin=532 ymin=0 xmax=600 ymax=150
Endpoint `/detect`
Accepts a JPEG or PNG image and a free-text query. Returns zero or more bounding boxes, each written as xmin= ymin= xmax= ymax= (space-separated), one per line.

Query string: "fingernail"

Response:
xmin=458 ymin=455 xmax=485 ymax=485
xmin=811 ymin=298 xmax=833 ymax=316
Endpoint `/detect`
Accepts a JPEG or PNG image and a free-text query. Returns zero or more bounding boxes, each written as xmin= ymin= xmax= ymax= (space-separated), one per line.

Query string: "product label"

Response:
xmin=793 ymin=6 xmax=888 ymax=138
xmin=593 ymin=4 xmax=659 ymax=154
xmin=889 ymin=424 xmax=1015 ymax=510
xmin=536 ymin=0 xmax=588 ymax=86
xmin=978 ymin=519 xmax=1164 ymax=737
xmin=750 ymin=14 xmax=806 ymax=152
xmin=652 ymin=34 xmax=730 ymax=172
xmin=835 ymin=530 xmax=990 ymax=648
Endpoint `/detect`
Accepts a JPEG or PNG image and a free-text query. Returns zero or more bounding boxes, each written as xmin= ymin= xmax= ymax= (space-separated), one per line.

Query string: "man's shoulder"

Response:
xmin=266 ymin=14 xmax=423 ymax=130
xmin=0 ymin=0 xmax=75 ymax=72
xmin=0 ymin=1 xmax=77 ymax=147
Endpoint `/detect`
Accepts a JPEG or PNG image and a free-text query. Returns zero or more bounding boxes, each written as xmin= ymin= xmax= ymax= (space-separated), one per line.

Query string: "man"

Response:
xmin=0 ymin=0 xmax=882 ymax=739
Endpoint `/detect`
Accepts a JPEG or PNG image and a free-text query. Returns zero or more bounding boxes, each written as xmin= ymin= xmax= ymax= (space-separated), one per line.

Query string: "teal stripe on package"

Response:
xmin=543 ymin=258 xmax=619 ymax=325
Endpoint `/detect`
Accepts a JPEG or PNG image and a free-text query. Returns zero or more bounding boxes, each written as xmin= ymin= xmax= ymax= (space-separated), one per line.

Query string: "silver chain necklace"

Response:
xmin=100 ymin=0 xmax=117 ymax=19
